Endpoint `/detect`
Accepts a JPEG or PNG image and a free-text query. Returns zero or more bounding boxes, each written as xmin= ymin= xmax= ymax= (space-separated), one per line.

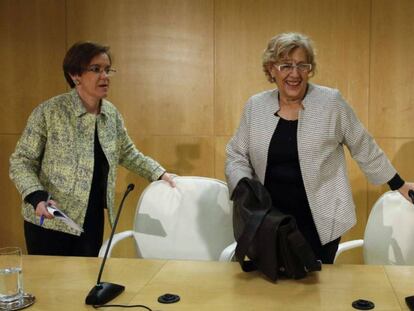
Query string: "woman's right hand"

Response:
xmin=35 ymin=199 xmax=57 ymax=219
xmin=160 ymin=172 xmax=176 ymax=187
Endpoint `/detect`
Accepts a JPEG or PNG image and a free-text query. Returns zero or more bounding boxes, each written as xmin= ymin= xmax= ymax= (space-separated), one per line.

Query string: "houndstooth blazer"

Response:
xmin=225 ymin=83 xmax=396 ymax=245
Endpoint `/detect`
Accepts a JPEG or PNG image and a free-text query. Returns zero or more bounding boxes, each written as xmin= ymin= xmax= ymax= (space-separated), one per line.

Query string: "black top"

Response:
xmin=89 ymin=124 xmax=109 ymax=212
xmin=263 ymin=116 xmax=314 ymax=229
xmin=82 ymin=124 xmax=109 ymax=233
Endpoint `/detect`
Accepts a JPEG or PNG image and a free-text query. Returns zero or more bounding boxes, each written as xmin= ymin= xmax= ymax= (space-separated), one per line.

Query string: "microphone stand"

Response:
xmin=85 ymin=183 xmax=135 ymax=305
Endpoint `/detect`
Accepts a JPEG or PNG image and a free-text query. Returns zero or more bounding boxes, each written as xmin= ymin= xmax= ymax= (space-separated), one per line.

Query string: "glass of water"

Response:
xmin=0 ymin=247 xmax=23 ymax=307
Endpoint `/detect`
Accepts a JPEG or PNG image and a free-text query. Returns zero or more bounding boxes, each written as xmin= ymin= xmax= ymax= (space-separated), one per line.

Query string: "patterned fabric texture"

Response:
xmin=10 ymin=89 xmax=165 ymax=235
xmin=225 ymin=83 xmax=396 ymax=245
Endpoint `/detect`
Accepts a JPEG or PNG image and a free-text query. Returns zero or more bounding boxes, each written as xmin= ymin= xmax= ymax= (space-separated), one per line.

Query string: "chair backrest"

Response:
xmin=132 ymin=176 xmax=234 ymax=260
xmin=363 ymin=190 xmax=414 ymax=265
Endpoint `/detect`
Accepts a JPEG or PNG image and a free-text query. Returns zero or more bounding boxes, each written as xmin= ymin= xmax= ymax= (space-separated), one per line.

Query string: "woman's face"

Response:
xmin=269 ymin=47 xmax=311 ymax=102
xmin=72 ymin=52 xmax=112 ymax=103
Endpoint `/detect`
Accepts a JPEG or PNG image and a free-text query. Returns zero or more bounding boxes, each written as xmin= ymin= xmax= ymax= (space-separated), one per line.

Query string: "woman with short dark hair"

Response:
xmin=10 ymin=41 xmax=175 ymax=256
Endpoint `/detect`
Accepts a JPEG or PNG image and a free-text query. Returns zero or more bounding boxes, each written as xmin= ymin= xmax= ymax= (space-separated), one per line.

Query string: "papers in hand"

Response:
xmin=47 ymin=205 xmax=84 ymax=233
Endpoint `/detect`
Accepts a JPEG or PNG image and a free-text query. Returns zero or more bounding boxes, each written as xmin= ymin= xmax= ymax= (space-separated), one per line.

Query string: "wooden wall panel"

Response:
xmin=0 ymin=0 xmax=67 ymax=134
xmin=368 ymin=0 xmax=414 ymax=263
xmin=0 ymin=0 xmax=66 ymax=250
xmin=135 ymin=136 xmax=215 ymax=177
xmin=370 ymin=0 xmax=414 ymax=138
xmin=0 ymin=136 xmax=24 ymax=248
xmin=66 ymin=0 xmax=214 ymax=137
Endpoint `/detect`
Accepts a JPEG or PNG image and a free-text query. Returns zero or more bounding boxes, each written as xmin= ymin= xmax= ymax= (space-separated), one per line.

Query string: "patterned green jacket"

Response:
xmin=9 ymin=89 xmax=165 ymax=235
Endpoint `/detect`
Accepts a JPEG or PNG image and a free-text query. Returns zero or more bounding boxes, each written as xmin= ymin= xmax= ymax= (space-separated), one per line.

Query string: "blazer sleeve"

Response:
xmin=335 ymin=91 xmax=396 ymax=185
xmin=225 ymin=98 xmax=255 ymax=195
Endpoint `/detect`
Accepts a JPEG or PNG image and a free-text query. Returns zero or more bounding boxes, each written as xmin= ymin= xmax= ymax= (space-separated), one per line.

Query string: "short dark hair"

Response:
xmin=63 ymin=41 xmax=112 ymax=88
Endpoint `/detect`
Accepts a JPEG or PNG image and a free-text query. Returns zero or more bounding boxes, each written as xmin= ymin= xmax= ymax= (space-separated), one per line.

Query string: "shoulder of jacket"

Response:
xmin=306 ymin=85 xmax=355 ymax=125
xmin=102 ymin=98 xmax=120 ymax=114
xmin=249 ymin=89 xmax=275 ymax=101
xmin=246 ymin=89 xmax=276 ymax=109
xmin=305 ymin=84 xmax=346 ymax=110
xmin=32 ymin=92 xmax=72 ymax=116
xmin=100 ymin=99 xmax=125 ymax=128
xmin=102 ymin=97 xmax=116 ymax=109
xmin=308 ymin=84 xmax=341 ymax=99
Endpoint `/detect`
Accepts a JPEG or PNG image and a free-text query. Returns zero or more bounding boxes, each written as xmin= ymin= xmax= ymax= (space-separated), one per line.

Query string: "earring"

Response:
xmin=74 ymin=80 xmax=80 ymax=85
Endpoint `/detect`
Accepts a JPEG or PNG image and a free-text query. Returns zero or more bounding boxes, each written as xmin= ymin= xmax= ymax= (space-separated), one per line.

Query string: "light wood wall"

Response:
xmin=1 ymin=0 xmax=413 ymax=263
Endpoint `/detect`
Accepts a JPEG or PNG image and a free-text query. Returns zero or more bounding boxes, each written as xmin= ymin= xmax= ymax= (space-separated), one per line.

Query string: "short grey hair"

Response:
xmin=262 ymin=32 xmax=316 ymax=83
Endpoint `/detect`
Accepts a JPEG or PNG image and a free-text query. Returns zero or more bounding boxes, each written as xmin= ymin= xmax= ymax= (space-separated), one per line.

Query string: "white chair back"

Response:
xmin=132 ymin=176 xmax=234 ymax=260
xmin=364 ymin=191 xmax=414 ymax=265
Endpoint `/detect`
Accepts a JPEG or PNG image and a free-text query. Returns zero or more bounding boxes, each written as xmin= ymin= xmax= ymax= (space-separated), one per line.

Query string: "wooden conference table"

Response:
xmin=22 ymin=255 xmax=414 ymax=310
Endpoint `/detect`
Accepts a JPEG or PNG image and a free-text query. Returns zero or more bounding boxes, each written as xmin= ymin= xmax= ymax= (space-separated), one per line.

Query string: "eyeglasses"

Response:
xmin=274 ymin=63 xmax=312 ymax=73
xmin=86 ymin=65 xmax=117 ymax=76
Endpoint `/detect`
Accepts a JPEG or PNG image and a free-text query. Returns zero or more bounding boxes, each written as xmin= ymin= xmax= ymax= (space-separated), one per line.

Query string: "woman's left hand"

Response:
xmin=397 ymin=182 xmax=414 ymax=204
xmin=160 ymin=172 xmax=176 ymax=187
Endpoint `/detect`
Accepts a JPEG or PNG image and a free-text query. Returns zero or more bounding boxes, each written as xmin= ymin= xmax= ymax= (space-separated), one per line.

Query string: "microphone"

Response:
xmin=85 ymin=183 xmax=135 ymax=305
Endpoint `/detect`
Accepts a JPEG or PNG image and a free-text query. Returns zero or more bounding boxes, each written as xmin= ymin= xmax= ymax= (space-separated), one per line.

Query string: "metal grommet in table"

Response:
xmin=352 ymin=299 xmax=375 ymax=310
xmin=158 ymin=293 xmax=180 ymax=304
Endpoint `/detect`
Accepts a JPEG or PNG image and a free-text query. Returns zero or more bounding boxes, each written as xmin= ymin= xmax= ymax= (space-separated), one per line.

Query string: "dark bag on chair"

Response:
xmin=232 ymin=177 xmax=321 ymax=281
